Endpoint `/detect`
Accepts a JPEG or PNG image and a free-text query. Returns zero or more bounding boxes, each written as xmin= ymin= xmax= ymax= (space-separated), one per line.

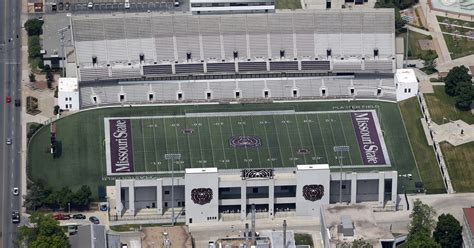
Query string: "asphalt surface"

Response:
xmin=0 ymin=0 xmax=22 ymax=245
xmin=44 ymin=0 xmax=189 ymax=13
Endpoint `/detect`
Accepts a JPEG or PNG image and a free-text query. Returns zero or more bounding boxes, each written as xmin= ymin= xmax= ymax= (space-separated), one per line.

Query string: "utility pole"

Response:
xmin=283 ymin=220 xmax=287 ymax=248
xmin=333 ymin=146 xmax=349 ymax=203
xmin=165 ymin=153 xmax=181 ymax=226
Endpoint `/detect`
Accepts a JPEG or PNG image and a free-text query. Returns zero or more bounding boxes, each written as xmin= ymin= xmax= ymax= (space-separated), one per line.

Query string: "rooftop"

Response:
xmin=58 ymin=77 xmax=78 ymax=92
xmin=463 ymin=208 xmax=474 ymax=236
xmin=395 ymin=69 xmax=417 ymax=84
xmin=42 ymin=14 xmax=72 ymax=59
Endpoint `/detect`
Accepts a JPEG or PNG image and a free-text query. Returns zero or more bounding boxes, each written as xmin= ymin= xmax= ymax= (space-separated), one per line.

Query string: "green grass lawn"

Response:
xmin=28 ymin=101 xmax=419 ymax=199
xmin=275 ymin=0 xmax=301 ymax=9
xmin=423 ymin=86 xmax=474 ymax=192
xmin=436 ymin=16 xmax=474 ymax=59
xmin=294 ymin=233 xmax=314 ymax=246
xmin=424 ymin=86 xmax=474 ymax=125
xmin=399 ymin=98 xmax=446 ymax=194
xmin=441 ymin=142 xmax=474 ymax=192
xmin=399 ymin=31 xmax=434 ymax=59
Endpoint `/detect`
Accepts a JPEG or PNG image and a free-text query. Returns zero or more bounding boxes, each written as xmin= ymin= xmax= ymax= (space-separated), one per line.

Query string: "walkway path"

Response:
xmin=419 ymin=0 xmax=452 ymax=64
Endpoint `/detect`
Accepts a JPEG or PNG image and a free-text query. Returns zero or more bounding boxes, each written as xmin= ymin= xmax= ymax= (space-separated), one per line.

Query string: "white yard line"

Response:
xmin=141 ymin=119 xmax=148 ymax=172
xmin=162 ymin=118 xmax=169 ymax=171
xmin=271 ymin=115 xmax=286 ymax=166
xmin=207 ymin=118 xmax=217 ymax=167
xmin=152 ymin=118 xmax=159 ymax=172
xmin=293 ymin=114 xmax=308 ymax=165
xmin=217 ymin=117 xmax=229 ymax=169
xmin=195 ymin=118 xmax=206 ymax=168
xmin=261 ymin=118 xmax=274 ymax=168
xmin=316 ymin=114 xmax=330 ymax=164
xmin=173 ymin=119 xmax=183 ymax=171
xmin=228 ymin=116 xmax=241 ymax=168
xmin=304 ymin=114 xmax=318 ymax=163
xmin=238 ymin=116 xmax=251 ymax=168
xmin=337 ymin=113 xmax=354 ymax=165
xmin=283 ymin=115 xmax=297 ymax=166
xmin=185 ymin=118 xmax=194 ymax=168
xmin=249 ymin=117 xmax=262 ymax=166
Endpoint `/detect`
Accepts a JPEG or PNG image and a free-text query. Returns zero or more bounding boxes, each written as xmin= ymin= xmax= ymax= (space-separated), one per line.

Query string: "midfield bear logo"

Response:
xmin=302 ymin=184 xmax=324 ymax=201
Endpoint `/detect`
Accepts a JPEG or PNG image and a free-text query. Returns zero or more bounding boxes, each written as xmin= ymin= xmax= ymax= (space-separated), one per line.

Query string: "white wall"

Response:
xmin=58 ymin=91 xmax=79 ymax=111
xmin=295 ymin=165 xmax=330 ymax=217
xmin=185 ymin=170 xmax=219 ymax=224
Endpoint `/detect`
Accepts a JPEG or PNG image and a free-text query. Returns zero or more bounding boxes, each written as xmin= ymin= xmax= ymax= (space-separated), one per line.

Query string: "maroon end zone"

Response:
xmin=351 ymin=112 xmax=386 ymax=165
xmin=109 ymin=119 xmax=135 ymax=173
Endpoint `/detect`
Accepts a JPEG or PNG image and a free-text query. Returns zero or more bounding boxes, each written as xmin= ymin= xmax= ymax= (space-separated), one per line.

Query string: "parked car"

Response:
xmin=12 ymin=211 xmax=20 ymax=223
xmin=65 ymin=2 xmax=70 ymax=10
xmin=72 ymin=214 xmax=86 ymax=219
xmin=53 ymin=213 xmax=71 ymax=220
xmin=89 ymin=216 xmax=100 ymax=224
xmin=12 ymin=187 xmax=19 ymax=196
xmin=58 ymin=2 xmax=63 ymax=10
xmin=5 ymin=95 xmax=11 ymax=103
xmin=14 ymin=99 xmax=20 ymax=107
xmin=6 ymin=138 xmax=12 ymax=145
xmin=87 ymin=2 xmax=93 ymax=8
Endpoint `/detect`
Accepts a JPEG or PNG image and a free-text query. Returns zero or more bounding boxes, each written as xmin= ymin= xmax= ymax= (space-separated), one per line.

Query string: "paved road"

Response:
xmin=0 ymin=0 xmax=22 ymax=245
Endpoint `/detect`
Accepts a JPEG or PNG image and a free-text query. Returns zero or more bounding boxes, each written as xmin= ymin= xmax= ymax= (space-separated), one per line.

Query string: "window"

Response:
xmin=404 ymin=88 xmax=407 ymax=93
xmin=252 ymin=188 xmax=258 ymax=193
xmin=64 ymin=104 xmax=68 ymax=109
xmin=65 ymin=97 xmax=68 ymax=101
xmin=350 ymin=88 xmax=355 ymax=95
xmin=292 ymin=89 xmax=298 ymax=97
xmin=326 ymin=49 xmax=332 ymax=57
xmin=377 ymin=88 xmax=382 ymax=96
xmin=206 ymin=92 xmax=212 ymax=100
xmin=164 ymin=190 xmax=170 ymax=195
xmin=280 ymin=49 xmax=285 ymax=58
xmin=235 ymin=91 xmax=240 ymax=99
xmin=164 ymin=202 xmax=168 ymax=207
xmin=148 ymin=93 xmax=154 ymax=101
xmin=119 ymin=94 xmax=125 ymax=102
xmin=92 ymin=96 xmax=97 ymax=103
xmin=321 ymin=88 xmax=326 ymax=96
xmin=374 ymin=49 xmax=379 ymax=57
xmin=139 ymin=53 xmax=144 ymax=62
xmin=408 ymin=88 xmax=411 ymax=93
xmin=177 ymin=92 xmax=183 ymax=101
xmin=69 ymin=104 xmax=72 ymax=109
xmin=69 ymin=97 xmax=72 ymax=101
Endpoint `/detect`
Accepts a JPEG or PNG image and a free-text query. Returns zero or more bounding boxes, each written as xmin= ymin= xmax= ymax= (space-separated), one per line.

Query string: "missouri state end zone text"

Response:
xmin=109 ymin=119 xmax=135 ymax=173
xmin=350 ymin=112 xmax=386 ymax=165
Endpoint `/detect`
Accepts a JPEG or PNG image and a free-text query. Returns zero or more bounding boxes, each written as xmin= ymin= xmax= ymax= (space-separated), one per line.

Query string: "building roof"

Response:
xmin=58 ymin=77 xmax=78 ymax=92
xmin=71 ymin=9 xmax=395 ymax=70
xmin=395 ymin=69 xmax=417 ymax=84
xmin=297 ymin=164 xmax=329 ymax=170
xmin=463 ymin=208 xmax=474 ymax=236
xmin=42 ymin=14 xmax=72 ymax=59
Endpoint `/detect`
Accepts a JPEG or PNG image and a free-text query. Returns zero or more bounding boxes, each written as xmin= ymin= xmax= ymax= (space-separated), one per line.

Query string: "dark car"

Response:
xmin=58 ymin=2 xmax=63 ymax=10
xmin=72 ymin=214 xmax=86 ymax=219
xmin=12 ymin=211 xmax=20 ymax=223
xmin=14 ymin=99 xmax=20 ymax=107
xmin=65 ymin=2 xmax=70 ymax=10
xmin=89 ymin=216 xmax=100 ymax=224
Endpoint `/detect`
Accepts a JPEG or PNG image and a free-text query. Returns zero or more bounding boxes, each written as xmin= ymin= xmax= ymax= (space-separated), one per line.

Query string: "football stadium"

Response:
xmin=28 ymin=8 xmax=423 ymax=224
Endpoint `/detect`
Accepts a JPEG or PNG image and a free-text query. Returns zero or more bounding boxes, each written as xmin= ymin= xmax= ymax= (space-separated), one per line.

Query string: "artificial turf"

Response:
xmin=28 ymin=100 xmax=420 ymax=199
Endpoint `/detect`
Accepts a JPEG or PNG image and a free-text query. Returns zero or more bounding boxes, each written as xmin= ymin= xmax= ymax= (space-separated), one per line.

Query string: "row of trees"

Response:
xmin=406 ymin=200 xmax=462 ymax=248
xmin=24 ymin=180 xmax=92 ymax=212
xmin=15 ymin=213 xmax=69 ymax=248
xmin=444 ymin=66 xmax=473 ymax=111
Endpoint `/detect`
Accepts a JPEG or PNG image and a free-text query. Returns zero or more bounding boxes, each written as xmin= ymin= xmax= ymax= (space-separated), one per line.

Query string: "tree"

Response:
xmin=23 ymin=180 xmax=51 ymax=211
xmin=409 ymin=200 xmax=437 ymax=237
xmin=406 ymin=232 xmax=441 ymax=248
xmin=72 ymin=185 xmax=92 ymax=210
xmin=29 ymin=72 xmax=36 ymax=82
xmin=433 ymin=214 xmax=462 ymax=248
xmin=46 ymin=70 xmax=54 ymax=89
xmin=15 ymin=212 xmax=69 ymax=248
xmin=444 ymin=66 xmax=472 ymax=96
xmin=24 ymin=18 xmax=44 ymax=36
xmin=28 ymin=36 xmax=41 ymax=58
xmin=455 ymin=83 xmax=473 ymax=111
xmin=339 ymin=239 xmax=373 ymax=248
xmin=421 ymin=51 xmax=438 ymax=75
xmin=45 ymin=186 xmax=73 ymax=210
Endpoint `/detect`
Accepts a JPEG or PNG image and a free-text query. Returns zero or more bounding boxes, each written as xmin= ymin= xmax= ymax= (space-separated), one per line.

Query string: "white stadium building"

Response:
xmin=64 ymin=9 xmax=419 ymax=228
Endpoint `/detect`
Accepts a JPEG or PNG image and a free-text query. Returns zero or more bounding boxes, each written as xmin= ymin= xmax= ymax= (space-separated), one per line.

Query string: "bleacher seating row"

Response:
xmin=79 ymin=77 xmax=397 ymax=108
xmin=72 ymin=10 xmax=395 ymax=70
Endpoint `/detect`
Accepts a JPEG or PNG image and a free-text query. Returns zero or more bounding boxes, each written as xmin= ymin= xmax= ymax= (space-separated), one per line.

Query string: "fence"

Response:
xmin=417 ymin=93 xmax=454 ymax=193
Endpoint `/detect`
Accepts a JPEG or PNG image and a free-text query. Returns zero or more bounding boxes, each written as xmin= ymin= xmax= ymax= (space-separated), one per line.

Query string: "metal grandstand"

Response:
xmin=70 ymin=9 xmax=399 ymax=108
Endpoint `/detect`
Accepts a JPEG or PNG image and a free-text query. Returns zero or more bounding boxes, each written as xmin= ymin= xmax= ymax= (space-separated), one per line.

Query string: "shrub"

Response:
xmin=24 ymin=18 xmax=44 ymax=36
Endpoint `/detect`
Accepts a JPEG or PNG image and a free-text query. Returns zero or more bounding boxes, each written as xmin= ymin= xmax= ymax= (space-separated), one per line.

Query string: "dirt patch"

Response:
xmin=141 ymin=226 xmax=192 ymax=248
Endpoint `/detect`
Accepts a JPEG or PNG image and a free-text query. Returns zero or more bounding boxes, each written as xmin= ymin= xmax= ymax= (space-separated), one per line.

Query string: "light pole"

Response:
xmin=165 ymin=153 xmax=181 ymax=226
xmin=68 ymin=202 xmax=71 ymax=215
xmin=333 ymin=146 xmax=349 ymax=204
xmin=57 ymin=26 xmax=69 ymax=77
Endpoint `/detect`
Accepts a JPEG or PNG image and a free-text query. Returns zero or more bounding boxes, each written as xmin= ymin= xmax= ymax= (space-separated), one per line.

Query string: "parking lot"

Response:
xmin=44 ymin=0 xmax=189 ymax=14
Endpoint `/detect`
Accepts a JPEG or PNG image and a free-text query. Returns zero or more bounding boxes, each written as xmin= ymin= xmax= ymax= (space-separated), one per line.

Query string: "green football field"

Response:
xmin=28 ymin=101 xmax=423 ymax=198
xmin=117 ymin=110 xmax=381 ymax=173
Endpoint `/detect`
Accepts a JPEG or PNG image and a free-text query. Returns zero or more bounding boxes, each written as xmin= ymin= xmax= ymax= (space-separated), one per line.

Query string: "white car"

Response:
xmin=124 ymin=0 xmax=130 ymax=9
xmin=6 ymin=138 xmax=12 ymax=145
xmin=87 ymin=2 xmax=94 ymax=8
xmin=13 ymin=187 xmax=19 ymax=196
